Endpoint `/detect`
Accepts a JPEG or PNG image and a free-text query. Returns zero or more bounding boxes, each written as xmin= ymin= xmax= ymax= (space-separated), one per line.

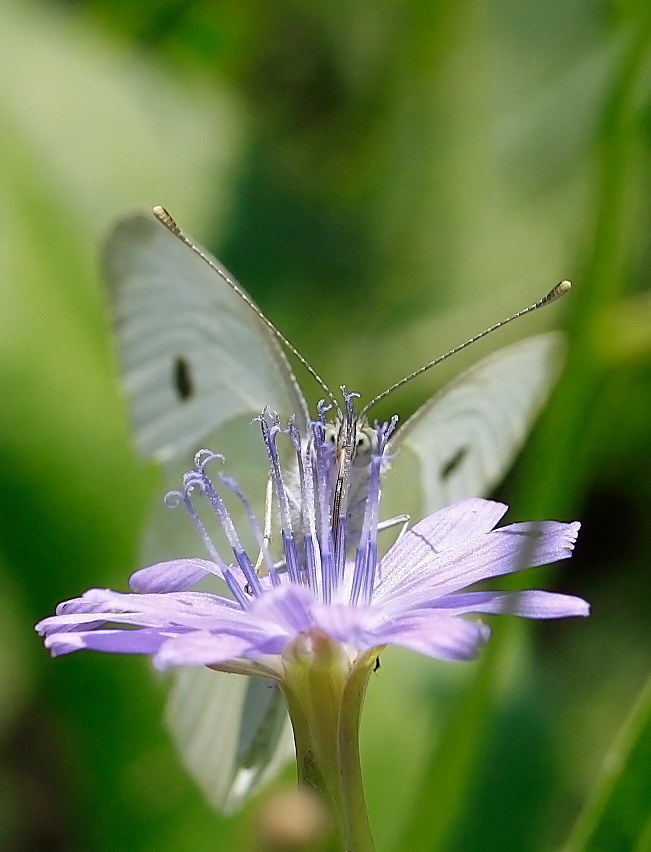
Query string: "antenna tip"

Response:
xmin=543 ymin=279 xmax=572 ymax=305
xmin=153 ymin=205 xmax=181 ymax=236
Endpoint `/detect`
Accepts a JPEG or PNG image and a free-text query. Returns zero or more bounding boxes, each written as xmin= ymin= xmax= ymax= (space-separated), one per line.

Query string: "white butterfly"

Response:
xmin=103 ymin=207 xmax=568 ymax=813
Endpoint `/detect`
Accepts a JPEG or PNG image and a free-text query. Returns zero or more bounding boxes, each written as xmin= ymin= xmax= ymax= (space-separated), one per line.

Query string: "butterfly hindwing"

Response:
xmin=167 ymin=667 xmax=295 ymax=813
xmin=381 ymin=333 xmax=564 ymax=525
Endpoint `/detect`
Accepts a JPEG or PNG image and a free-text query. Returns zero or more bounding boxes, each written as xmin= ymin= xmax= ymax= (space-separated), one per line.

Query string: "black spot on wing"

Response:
xmin=441 ymin=446 xmax=469 ymax=480
xmin=174 ymin=356 xmax=194 ymax=401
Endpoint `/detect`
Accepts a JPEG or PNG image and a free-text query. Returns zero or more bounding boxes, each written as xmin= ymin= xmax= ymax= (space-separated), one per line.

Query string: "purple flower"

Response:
xmin=36 ymin=393 xmax=588 ymax=676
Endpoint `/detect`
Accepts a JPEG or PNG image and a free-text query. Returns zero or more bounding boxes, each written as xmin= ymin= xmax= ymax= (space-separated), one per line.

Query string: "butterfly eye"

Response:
xmin=325 ymin=424 xmax=338 ymax=446
xmin=174 ymin=356 xmax=194 ymax=401
xmin=355 ymin=428 xmax=375 ymax=459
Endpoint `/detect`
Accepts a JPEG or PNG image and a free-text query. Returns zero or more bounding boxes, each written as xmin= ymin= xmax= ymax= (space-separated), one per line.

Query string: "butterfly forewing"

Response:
xmin=104 ymin=213 xmax=306 ymax=811
xmin=104 ymin=213 xmax=308 ymax=461
xmin=381 ymin=333 xmax=564 ymax=526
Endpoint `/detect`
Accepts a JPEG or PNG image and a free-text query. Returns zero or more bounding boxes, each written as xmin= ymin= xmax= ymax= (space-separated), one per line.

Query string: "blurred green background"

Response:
xmin=1 ymin=1 xmax=650 ymax=850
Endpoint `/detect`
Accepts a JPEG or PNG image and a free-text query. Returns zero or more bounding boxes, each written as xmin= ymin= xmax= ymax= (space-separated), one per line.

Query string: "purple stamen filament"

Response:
xmin=170 ymin=403 xmax=391 ymax=614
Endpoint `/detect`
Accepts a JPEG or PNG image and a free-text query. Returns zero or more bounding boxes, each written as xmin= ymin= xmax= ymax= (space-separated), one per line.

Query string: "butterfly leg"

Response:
xmin=254 ymin=472 xmax=275 ymax=575
xmin=378 ymin=514 xmax=411 ymax=543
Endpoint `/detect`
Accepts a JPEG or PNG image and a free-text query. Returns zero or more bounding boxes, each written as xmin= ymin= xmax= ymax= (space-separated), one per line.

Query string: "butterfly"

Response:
xmin=103 ymin=206 xmax=569 ymax=812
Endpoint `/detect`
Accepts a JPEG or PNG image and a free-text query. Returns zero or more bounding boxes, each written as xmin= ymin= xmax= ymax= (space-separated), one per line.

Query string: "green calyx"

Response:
xmin=280 ymin=628 xmax=382 ymax=852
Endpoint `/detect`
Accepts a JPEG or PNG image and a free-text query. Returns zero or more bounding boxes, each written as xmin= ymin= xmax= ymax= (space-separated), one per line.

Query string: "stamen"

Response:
xmin=350 ymin=416 xmax=398 ymax=606
xmin=317 ymin=399 xmax=332 ymax=424
xmin=219 ymin=474 xmax=280 ymax=587
xmin=166 ymin=483 xmax=252 ymax=608
xmin=311 ymin=418 xmax=336 ymax=603
xmin=332 ymin=387 xmax=359 ymax=583
xmin=164 ymin=490 xmax=183 ymax=509
xmin=287 ymin=420 xmax=320 ymax=592
xmin=222 ymin=567 xmax=251 ymax=609
xmin=186 ymin=465 xmax=263 ymax=597
xmin=166 ymin=397 xmax=396 ymax=613
xmin=165 ymin=486 xmax=224 ymax=569
xmin=194 ymin=449 xmax=224 ymax=468
xmin=350 ymin=540 xmax=374 ymax=607
xmin=341 ymin=387 xmax=361 ymax=409
xmin=257 ymin=413 xmax=300 ymax=584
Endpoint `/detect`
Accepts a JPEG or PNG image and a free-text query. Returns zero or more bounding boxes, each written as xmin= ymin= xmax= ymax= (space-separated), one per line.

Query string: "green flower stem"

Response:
xmin=337 ymin=652 xmax=376 ymax=851
xmin=281 ymin=630 xmax=378 ymax=852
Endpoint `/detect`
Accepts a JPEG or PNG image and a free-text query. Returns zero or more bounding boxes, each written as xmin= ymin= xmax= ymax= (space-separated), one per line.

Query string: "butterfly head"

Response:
xmin=324 ymin=416 xmax=378 ymax=469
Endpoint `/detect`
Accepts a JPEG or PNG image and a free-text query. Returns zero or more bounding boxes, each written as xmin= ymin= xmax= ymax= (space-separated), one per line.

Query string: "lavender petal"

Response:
xmin=377 ymin=520 xmax=580 ymax=606
xmin=428 ymin=589 xmax=590 ymax=619
xmin=129 ymin=558 xmax=220 ymax=593
xmin=44 ymin=628 xmax=177 ymax=657
xmin=381 ymin=498 xmax=509 ymax=583
xmin=373 ymin=612 xmax=492 ymax=661
xmin=153 ymin=631 xmax=257 ymax=669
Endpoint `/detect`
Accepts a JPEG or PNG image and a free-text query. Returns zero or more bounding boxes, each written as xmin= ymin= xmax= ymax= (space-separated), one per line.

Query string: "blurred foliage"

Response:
xmin=1 ymin=0 xmax=650 ymax=851
xmin=564 ymin=670 xmax=651 ymax=852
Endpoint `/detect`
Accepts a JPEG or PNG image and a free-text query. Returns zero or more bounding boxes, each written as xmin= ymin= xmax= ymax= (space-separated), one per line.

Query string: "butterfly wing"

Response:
xmin=104 ymin=212 xmax=308 ymax=462
xmin=167 ymin=668 xmax=295 ymax=813
xmin=381 ymin=333 xmax=564 ymax=524
xmin=104 ymin=212 xmax=307 ymax=812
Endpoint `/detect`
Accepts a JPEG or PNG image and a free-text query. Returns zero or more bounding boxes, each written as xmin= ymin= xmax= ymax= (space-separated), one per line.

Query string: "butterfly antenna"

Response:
xmin=360 ymin=280 xmax=572 ymax=418
xmin=153 ymin=206 xmax=342 ymax=416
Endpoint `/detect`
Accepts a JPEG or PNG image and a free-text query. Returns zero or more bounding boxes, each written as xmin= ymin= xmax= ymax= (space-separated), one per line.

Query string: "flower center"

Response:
xmin=167 ymin=391 xmax=398 ymax=613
